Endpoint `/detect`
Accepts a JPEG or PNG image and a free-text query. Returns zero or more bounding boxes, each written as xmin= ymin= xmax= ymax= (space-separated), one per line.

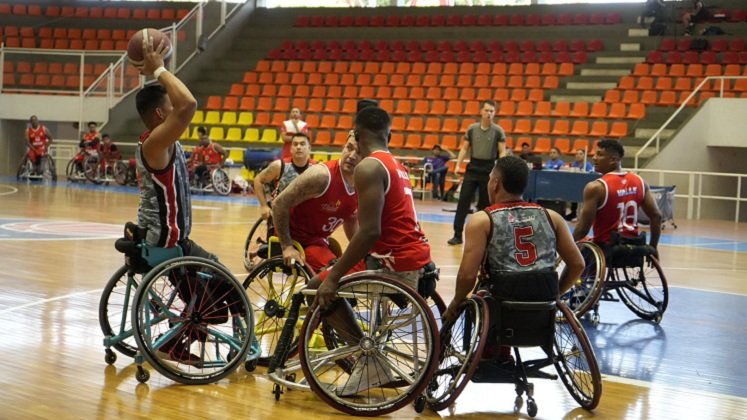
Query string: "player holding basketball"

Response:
xmin=271 ymin=135 xmax=359 ymax=273
xmin=572 ymin=138 xmax=661 ymax=255
xmin=133 ymin=33 xmax=235 ymax=363
xmin=26 ymin=115 xmax=53 ymax=174
xmin=253 ymin=133 xmax=313 ymax=220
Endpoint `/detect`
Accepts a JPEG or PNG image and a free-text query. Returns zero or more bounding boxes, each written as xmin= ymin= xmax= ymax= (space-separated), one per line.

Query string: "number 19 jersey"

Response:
xmin=593 ymin=171 xmax=646 ymax=245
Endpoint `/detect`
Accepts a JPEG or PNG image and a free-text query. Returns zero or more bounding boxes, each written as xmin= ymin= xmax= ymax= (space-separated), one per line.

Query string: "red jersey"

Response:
xmin=101 ymin=142 xmax=121 ymax=161
xmin=27 ymin=125 xmax=49 ymax=153
xmin=593 ymin=171 xmax=646 ymax=245
xmin=367 ymin=151 xmax=431 ymax=271
xmin=193 ymin=143 xmax=222 ymax=165
xmin=289 ymin=160 xmax=357 ymax=247
xmin=82 ymin=131 xmax=100 ymax=154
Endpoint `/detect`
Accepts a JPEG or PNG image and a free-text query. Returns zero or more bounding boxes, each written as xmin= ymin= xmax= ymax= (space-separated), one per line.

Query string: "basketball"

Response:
xmin=127 ymin=28 xmax=173 ymax=69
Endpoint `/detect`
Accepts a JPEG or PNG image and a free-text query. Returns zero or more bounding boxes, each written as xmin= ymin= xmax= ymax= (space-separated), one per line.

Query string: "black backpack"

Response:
xmin=701 ymin=26 xmax=725 ymax=36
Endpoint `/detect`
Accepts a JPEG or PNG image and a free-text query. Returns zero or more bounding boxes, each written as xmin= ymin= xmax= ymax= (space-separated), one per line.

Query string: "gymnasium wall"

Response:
xmin=645 ymin=98 xmax=747 ymax=222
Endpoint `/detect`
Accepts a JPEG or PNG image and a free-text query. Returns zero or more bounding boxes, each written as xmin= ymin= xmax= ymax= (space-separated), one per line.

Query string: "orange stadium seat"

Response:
xmin=589 ymin=121 xmax=609 ymax=137
xmin=533 ymin=137 xmax=551 ymax=153
xmin=554 ymin=138 xmax=571 ymax=154
xmin=404 ymin=134 xmax=422 ymax=149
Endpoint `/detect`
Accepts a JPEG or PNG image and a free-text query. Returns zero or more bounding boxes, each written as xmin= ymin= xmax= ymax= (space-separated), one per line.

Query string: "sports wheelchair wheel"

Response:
xmin=613 ymin=256 xmax=668 ymax=322
xmin=556 ymin=241 xmax=605 ymax=318
xmin=40 ymin=155 xmax=57 ymax=181
xmin=426 ymin=295 xmax=490 ymax=411
xmin=244 ymin=256 xmax=312 ymax=366
xmin=298 ymin=272 xmax=440 ymax=416
xmin=99 ymin=265 xmax=141 ymax=359
xmin=211 ymin=167 xmax=231 ymax=196
xmin=65 ymin=159 xmax=81 ymax=182
xmin=16 ymin=156 xmax=33 ymax=180
xmin=113 ymin=161 xmax=130 ymax=186
xmin=131 ymin=257 xmax=254 ymax=384
xmin=243 ymin=216 xmax=272 ymax=271
xmin=83 ymin=156 xmax=102 ymax=184
xmin=554 ymin=302 xmax=602 ymax=410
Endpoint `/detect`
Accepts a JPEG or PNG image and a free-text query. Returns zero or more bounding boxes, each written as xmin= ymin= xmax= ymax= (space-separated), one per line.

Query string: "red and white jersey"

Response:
xmin=82 ymin=131 xmax=100 ymax=153
xmin=193 ymin=143 xmax=222 ymax=165
xmin=27 ymin=125 xmax=49 ymax=151
xmin=593 ymin=171 xmax=646 ymax=245
xmin=279 ymin=119 xmax=309 ymax=160
xmin=289 ymin=160 xmax=357 ymax=247
xmin=366 ymin=150 xmax=431 ymax=272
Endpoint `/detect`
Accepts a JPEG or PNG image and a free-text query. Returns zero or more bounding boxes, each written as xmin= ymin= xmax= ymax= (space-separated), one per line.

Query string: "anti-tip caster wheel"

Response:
xmin=514 ymin=395 xmax=524 ymax=412
xmin=136 ymin=367 xmax=150 ymax=383
xmin=591 ymin=313 xmax=600 ymax=326
xmin=273 ymin=384 xmax=283 ymax=401
xmin=104 ymin=349 xmax=117 ymax=365
xmin=414 ymin=396 xmax=426 ymax=413
xmin=527 ymin=398 xmax=538 ymax=417
xmin=245 ymin=359 xmax=258 ymax=372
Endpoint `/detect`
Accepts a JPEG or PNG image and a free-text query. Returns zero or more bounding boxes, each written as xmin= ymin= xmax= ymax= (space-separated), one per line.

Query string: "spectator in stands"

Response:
xmin=683 ymin=0 xmax=709 ymax=36
xmin=423 ymin=144 xmax=456 ymax=200
xmin=189 ymin=126 xmax=227 ymax=184
xmin=280 ymin=107 xmax=309 ymax=160
xmin=448 ymin=100 xmax=506 ymax=246
xmin=543 ymin=147 xmax=565 ymax=170
xmin=518 ymin=142 xmax=533 ymax=161
xmin=564 ymin=148 xmax=594 ymax=221
xmin=640 ymin=0 xmax=665 ymax=28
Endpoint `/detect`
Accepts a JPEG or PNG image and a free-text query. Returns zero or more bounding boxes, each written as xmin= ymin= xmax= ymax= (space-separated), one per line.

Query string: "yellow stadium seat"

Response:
xmin=209 ymin=127 xmax=225 ymax=141
xmin=261 ymin=128 xmax=278 ymax=142
xmin=225 ymin=127 xmax=242 ymax=141
xmin=237 ymin=112 xmax=254 ymax=126
xmin=313 ymin=153 xmax=329 ymax=163
xmin=244 ymin=128 xmax=260 ymax=142
xmin=241 ymin=167 xmax=253 ymax=181
xmin=221 ymin=111 xmax=237 ymax=125
xmin=180 ymin=128 xmax=190 ymax=140
xmin=204 ymin=111 xmax=221 ymax=125
xmin=229 ymin=149 xmax=244 ymax=162
xmin=190 ymin=127 xmax=200 ymax=140
xmin=191 ymin=110 xmax=204 ymax=124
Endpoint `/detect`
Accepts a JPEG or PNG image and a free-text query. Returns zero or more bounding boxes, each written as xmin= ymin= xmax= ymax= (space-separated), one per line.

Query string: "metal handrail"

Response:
xmin=634 ymin=75 xmax=747 ymax=169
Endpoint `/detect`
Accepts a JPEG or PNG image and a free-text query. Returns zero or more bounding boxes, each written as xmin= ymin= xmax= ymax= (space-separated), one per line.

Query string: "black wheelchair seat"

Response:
xmin=606 ymin=232 xmax=657 ymax=268
xmin=114 ymin=222 xmax=151 ymax=274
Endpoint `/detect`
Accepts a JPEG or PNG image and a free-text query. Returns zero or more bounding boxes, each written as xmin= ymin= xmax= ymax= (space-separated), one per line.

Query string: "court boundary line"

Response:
xmin=0 ymin=185 xmax=18 ymax=196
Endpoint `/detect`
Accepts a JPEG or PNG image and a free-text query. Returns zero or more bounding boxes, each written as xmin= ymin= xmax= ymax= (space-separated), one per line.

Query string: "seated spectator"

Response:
xmin=543 ymin=147 xmax=564 ymax=170
xmin=570 ymin=149 xmax=593 ymax=172
xmin=683 ymin=0 xmax=709 ymax=36
xmin=640 ymin=0 xmax=665 ymax=28
xmin=423 ymin=144 xmax=456 ymax=200
xmin=518 ymin=143 xmax=533 ymax=162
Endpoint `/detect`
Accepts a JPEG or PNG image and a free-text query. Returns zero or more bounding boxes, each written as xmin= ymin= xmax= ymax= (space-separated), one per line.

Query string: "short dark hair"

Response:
xmin=521 ymin=142 xmax=530 ymax=148
xmin=87 ymin=121 xmax=97 ymax=127
xmin=597 ymin=138 xmax=625 ymax=159
xmin=197 ymin=126 xmax=207 ymax=135
xmin=481 ymin=100 xmax=496 ymax=110
xmin=102 ymin=133 xmax=110 ymax=139
xmin=432 ymin=144 xmax=442 ymax=151
xmin=291 ymin=132 xmax=309 ymax=144
xmin=135 ymin=84 xmax=167 ymax=120
xmin=493 ymin=156 xmax=529 ymax=195
xmin=551 ymin=147 xmax=560 ymax=153
xmin=357 ymin=99 xmax=379 ymax=114
xmin=355 ymin=106 xmax=391 ymax=136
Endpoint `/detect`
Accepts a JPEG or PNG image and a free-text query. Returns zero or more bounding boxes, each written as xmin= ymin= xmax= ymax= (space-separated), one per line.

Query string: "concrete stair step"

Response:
xmin=550 ymin=94 xmax=602 ymax=103
xmin=620 ymin=43 xmax=640 ymax=52
xmin=580 ymin=68 xmax=632 ymax=76
xmin=596 ymin=56 xmax=646 ymax=64
xmin=635 ymin=128 xmax=676 ymax=139
xmin=628 ymin=28 xmax=650 ymax=37
xmin=566 ymin=82 xmax=618 ymax=90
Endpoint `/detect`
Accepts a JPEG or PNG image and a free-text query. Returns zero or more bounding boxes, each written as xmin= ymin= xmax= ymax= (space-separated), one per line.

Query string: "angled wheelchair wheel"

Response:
xmin=426 ymin=295 xmax=490 ymax=412
xmin=16 ymin=156 xmax=33 ymax=180
xmin=557 ymin=241 xmax=605 ymax=318
xmin=298 ymin=272 xmax=439 ymax=416
xmin=99 ymin=265 xmax=141 ymax=358
xmin=131 ymin=257 xmax=254 ymax=384
xmin=113 ymin=161 xmax=129 ymax=186
xmin=66 ymin=159 xmax=81 ymax=182
xmin=613 ymin=256 xmax=668 ymax=322
xmin=41 ymin=156 xmax=57 ymax=181
xmin=83 ymin=156 xmax=102 ymax=184
xmin=553 ymin=302 xmax=602 ymax=410
xmin=243 ymin=216 xmax=272 ymax=271
xmin=211 ymin=167 xmax=231 ymax=196
xmin=243 ymin=256 xmax=312 ymax=366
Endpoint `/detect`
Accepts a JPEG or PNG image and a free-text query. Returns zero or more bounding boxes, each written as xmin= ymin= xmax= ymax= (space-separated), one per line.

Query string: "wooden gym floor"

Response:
xmin=0 ymin=179 xmax=746 ymax=419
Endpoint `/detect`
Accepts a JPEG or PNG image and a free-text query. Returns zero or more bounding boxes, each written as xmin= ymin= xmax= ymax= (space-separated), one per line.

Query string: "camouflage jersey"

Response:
xmin=136 ymin=131 xmax=192 ymax=248
xmin=267 ymin=159 xmax=313 ymax=199
xmin=482 ymin=201 xmax=556 ymax=279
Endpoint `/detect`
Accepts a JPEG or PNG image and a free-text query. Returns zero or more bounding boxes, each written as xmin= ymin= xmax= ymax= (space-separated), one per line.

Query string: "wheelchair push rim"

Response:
xmin=612 ymin=256 xmax=669 ymax=322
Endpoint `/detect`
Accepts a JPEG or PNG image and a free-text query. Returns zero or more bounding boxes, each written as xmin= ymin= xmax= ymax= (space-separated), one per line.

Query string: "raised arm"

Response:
xmin=549 ymin=209 xmax=585 ymax=294
xmin=573 ymin=181 xmax=604 ymax=241
xmin=272 ymin=164 xmax=330 ymax=265
xmin=140 ymin=38 xmax=197 ymax=171
xmin=253 ymin=160 xmax=281 ymax=220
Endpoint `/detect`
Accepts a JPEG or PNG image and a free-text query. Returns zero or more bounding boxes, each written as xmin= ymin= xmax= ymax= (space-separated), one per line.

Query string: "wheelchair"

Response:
xmin=99 ymin=223 xmax=260 ymax=385
xmin=189 ymin=164 xmax=232 ymax=196
xmin=424 ymin=272 xmax=602 ymax=418
xmin=17 ymin=152 xmax=57 ymax=182
xmin=563 ymin=234 xmax=669 ymax=325
xmin=555 ymin=240 xmax=606 ymax=319
xmin=83 ymin=156 xmax=118 ymax=185
xmin=267 ymin=267 xmax=445 ymax=416
xmin=243 ymin=215 xmax=274 ymax=271
xmin=65 ymin=151 xmax=95 ymax=182
xmin=113 ymin=159 xmax=137 ymax=186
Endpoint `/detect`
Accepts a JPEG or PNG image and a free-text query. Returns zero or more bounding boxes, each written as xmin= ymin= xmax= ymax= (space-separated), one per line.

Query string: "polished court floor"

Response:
xmin=1 ymin=179 xmax=746 ymax=419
